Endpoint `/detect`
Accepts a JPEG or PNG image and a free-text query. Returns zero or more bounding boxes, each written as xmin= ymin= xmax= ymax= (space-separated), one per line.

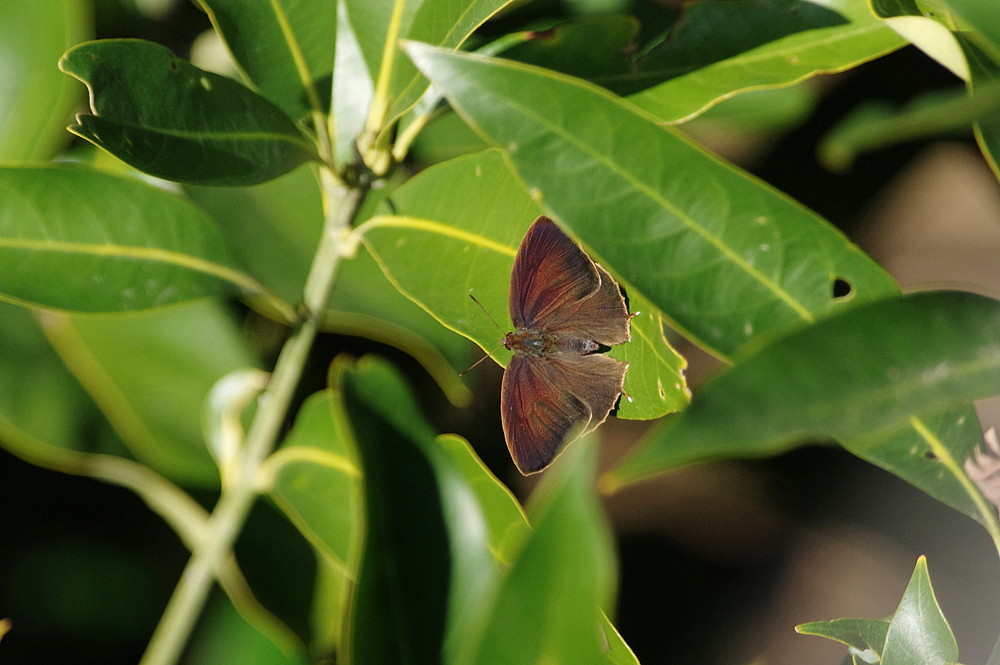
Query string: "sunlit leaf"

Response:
xmin=264 ymin=389 xmax=362 ymax=652
xmin=0 ymin=166 xmax=263 ymax=313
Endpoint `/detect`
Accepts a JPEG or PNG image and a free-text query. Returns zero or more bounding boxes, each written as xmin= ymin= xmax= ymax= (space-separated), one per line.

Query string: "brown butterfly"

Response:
xmin=501 ymin=215 xmax=632 ymax=475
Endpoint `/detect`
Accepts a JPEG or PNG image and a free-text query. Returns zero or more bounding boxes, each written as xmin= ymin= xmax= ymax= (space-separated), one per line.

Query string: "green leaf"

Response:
xmin=626 ymin=0 xmax=905 ymax=123
xmin=328 ymin=243 xmax=476 ymax=408
xmin=0 ymin=0 xmax=89 ymax=161
xmin=871 ymin=0 xmax=1000 ymax=178
xmin=337 ymin=357 xmax=636 ymax=663
xmin=0 ymin=303 xmax=98 ymax=459
xmin=338 ymin=356 xmax=492 ymax=664
xmin=499 ymin=15 xmax=639 ymax=86
xmin=39 ymin=300 xmax=260 ymax=487
xmin=843 ymin=405 xmax=998 ymax=533
xmin=796 ymin=618 xmax=890 ymax=662
xmin=359 ymin=149 xmax=688 ymax=420
xmin=407 ymin=110 xmax=490 ymax=164
xmin=455 ymin=440 xmax=617 ymax=664
xmin=196 ymin=0 xmax=335 ymax=122
xmin=606 ymin=292 xmax=1000 ymax=523
xmin=926 ymin=0 xmax=1000 ymax=60
xmin=187 ymin=594 xmax=308 ymax=665
xmin=185 ymin=164 xmax=322 ymax=306
xmin=0 ymin=166 xmax=263 ymax=313
xmin=263 ymin=390 xmax=362 ymax=652
xmin=795 ymin=558 xmax=959 ymax=665
xmin=817 ymin=87 xmax=987 ymax=172
xmin=404 ymin=43 xmax=899 ymax=358
xmin=332 ymin=0 xmax=375 ymax=169
xmin=435 ymin=434 xmax=530 ymax=567
xmin=884 ymin=557 xmax=958 ymax=665
xmin=59 ymin=39 xmax=318 ymax=186
xmin=354 ymin=0 xmax=515 ymax=125
xmin=266 ymin=390 xmax=362 ymax=576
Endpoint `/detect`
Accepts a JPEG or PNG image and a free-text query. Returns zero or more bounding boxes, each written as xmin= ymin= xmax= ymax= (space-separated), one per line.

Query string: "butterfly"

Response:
xmin=501 ymin=215 xmax=632 ymax=475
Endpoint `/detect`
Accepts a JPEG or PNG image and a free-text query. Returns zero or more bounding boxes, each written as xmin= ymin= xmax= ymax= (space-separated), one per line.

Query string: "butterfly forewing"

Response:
xmin=509 ymin=217 xmax=604 ymax=330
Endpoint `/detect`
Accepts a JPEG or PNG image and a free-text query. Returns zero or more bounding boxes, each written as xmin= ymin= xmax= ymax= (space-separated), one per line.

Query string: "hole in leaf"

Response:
xmin=832 ymin=277 xmax=852 ymax=299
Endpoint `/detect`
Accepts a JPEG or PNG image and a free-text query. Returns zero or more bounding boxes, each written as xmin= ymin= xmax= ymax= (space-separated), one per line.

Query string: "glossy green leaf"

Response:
xmin=925 ymin=0 xmax=1000 ymax=59
xmin=188 ymin=164 xmax=473 ymax=405
xmin=263 ymin=390 xmax=362 ymax=652
xmin=870 ymin=0 xmax=968 ymax=78
xmin=0 ymin=0 xmax=89 ymax=160
xmin=607 ymin=292 xmax=1000 ymax=520
xmin=39 ymin=300 xmax=260 ymax=487
xmin=963 ymin=38 xmax=1000 ymax=178
xmin=796 ymin=618 xmax=890 ymax=662
xmin=883 ymin=557 xmax=958 ymax=665
xmin=404 ymin=43 xmax=899 ymax=358
xmin=196 ymin=0 xmax=335 ymax=122
xmin=59 ymin=39 xmax=318 ymax=186
xmin=685 ymin=84 xmax=819 ymax=136
xmin=626 ymin=0 xmax=905 ymax=123
xmin=0 ymin=166 xmax=265 ymax=313
xmin=359 ymin=149 xmax=688 ymax=420
xmin=328 ymin=243 xmax=476 ymax=407
xmin=455 ymin=441 xmax=617 ymax=665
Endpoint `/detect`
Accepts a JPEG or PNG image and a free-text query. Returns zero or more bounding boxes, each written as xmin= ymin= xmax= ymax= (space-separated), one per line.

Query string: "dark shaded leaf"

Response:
xmin=60 ymin=39 xmax=318 ymax=186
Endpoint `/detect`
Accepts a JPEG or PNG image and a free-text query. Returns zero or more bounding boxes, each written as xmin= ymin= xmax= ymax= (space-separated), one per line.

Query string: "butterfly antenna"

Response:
xmin=459 ymin=342 xmax=505 ymax=376
xmin=468 ymin=293 xmax=504 ymax=333
xmin=462 ymin=294 xmax=507 ymax=376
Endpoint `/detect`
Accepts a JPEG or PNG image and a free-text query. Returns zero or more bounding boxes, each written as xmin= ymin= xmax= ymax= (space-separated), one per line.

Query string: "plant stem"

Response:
xmin=139 ymin=174 xmax=368 ymax=665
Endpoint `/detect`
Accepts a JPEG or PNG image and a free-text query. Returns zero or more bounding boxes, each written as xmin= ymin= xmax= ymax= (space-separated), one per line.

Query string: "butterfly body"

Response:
xmin=503 ymin=328 xmax=602 ymax=357
xmin=500 ymin=216 xmax=631 ymax=475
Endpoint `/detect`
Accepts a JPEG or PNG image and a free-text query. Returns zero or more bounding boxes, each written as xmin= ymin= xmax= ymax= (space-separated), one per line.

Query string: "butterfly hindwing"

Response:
xmin=501 ymin=351 xmax=627 ymax=474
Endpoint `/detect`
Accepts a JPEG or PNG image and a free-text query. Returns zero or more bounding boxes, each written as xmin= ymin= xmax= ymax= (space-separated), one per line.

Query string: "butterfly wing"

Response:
xmin=509 ymin=216 xmax=630 ymax=345
xmin=501 ymin=351 xmax=628 ymax=474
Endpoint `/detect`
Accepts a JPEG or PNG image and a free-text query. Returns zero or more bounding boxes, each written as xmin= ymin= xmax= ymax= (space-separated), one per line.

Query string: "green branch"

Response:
xmin=139 ymin=171 xmax=368 ymax=665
